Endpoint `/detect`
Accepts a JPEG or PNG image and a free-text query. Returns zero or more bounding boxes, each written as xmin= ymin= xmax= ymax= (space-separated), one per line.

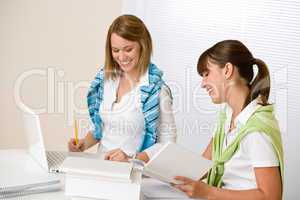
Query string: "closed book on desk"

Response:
xmin=0 ymin=182 xmax=61 ymax=199
xmin=0 ymin=149 xmax=61 ymax=198
xmin=143 ymin=142 xmax=212 ymax=184
xmin=62 ymin=156 xmax=133 ymax=182
xmin=62 ymin=157 xmax=142 ymax=200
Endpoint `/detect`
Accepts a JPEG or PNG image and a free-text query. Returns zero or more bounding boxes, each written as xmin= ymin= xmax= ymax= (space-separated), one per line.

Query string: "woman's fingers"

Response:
xmin=104 ymin=149 xmax=120 ymax=160
xmin=174 ymin=183 xmax=193 ymax=193
xmin=104 ymin=149 xmax=129 ymax=162
xmin=174 ymin=176 xmax=193 ymax=184
xmin=172 ymin=177 xmax=205 ymax=198
xmin=110 ymin=152 xmax=124 ymax=161
xmin=109 ymin=150 xmax=122 ymax=160
xmin=172 ymin=176 xmax=199 ymax=197
xmin=68 ymin=138 xmax=85 ymax=152
xmin=68 ymin=138 xmax=80 ymax=151
xmin=77 ymin=139 xmax=85 ymax=151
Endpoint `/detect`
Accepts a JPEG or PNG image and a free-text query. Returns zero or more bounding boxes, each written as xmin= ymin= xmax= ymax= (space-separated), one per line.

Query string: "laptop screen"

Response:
xmin=22 ymin=108 xmax=49 ymax=171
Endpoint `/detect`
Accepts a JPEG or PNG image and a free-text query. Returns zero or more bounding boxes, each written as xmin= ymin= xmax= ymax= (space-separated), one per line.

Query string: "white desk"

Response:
xmin=5 ymin=177 xmax=195 ymax=200
xmin=0 ymin=149 xmax=198 ymax=200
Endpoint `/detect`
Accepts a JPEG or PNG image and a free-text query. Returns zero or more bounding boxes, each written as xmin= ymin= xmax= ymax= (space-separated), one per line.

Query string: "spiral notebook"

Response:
xmin=0 ymin=183 xmax=61 ymax=199
xmin=0 ymin=149 xmax=61 ymax=198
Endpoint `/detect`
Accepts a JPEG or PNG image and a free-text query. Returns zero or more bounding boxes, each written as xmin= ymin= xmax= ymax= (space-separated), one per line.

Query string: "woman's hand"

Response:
xmin=68 ymin=138 xmax=85 ymax=152
xmin=172 ymin=176 xmax=210 ymax=199
xmin=104 ymin=148 xmax=130 ymax=162
xmin=68 ymin=131 xmax=99 ymax=152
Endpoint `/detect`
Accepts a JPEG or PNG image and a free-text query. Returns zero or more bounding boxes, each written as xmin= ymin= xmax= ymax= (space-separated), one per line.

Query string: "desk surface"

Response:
xmin=0 ymin=149 xmax=198 ymax=200
xmin=5 ymin=177 xmax=196 ymax=200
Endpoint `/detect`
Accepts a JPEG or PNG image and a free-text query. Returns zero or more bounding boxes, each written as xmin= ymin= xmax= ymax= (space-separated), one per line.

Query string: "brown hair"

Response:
xmin=197 ymin=40 xmax=270 ymax=107
xmin=104 ymin=15 xmax=152 ymax=80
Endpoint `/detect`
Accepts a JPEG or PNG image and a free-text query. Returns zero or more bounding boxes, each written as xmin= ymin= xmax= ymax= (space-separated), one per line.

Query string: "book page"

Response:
xmin=144 ymin=142 xmax=212 ymax=184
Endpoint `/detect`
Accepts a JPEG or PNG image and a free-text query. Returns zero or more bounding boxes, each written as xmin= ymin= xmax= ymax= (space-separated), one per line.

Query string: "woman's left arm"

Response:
xmin=174 ymin=166 xmax=282 ymax=200
xmin=137 ymin=85 xmax=177 ymax=163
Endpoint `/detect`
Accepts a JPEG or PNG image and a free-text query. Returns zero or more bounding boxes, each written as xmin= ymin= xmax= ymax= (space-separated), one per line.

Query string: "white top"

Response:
xmin=96 ymin=72 xmax=177 ymax=159
xmin=219 ymin=99 xmax=279 ymax=190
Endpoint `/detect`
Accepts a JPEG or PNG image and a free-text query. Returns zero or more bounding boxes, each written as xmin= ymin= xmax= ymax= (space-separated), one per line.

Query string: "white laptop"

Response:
xmin=22 ymin=107 xmax=96 ymax=173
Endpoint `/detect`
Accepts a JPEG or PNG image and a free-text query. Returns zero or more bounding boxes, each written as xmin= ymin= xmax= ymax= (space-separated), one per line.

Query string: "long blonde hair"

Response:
xmin=104 ymin=15 xmax=152 ymax=80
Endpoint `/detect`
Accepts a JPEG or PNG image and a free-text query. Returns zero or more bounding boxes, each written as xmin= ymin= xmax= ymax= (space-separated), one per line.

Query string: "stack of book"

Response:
xmin=62 ymin=156 xmax=142 ymax=200
xmin=0 ymin=149 xmax=61 ymax=199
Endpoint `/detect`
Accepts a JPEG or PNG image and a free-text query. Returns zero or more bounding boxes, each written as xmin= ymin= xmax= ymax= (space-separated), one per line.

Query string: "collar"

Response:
xmin=111 ymin=63 xmax=161 ymax=88
xmin=110 ymin=69 xmax=149 ymax=89
xmin=225 ymin=97 xmax=262 ymax=130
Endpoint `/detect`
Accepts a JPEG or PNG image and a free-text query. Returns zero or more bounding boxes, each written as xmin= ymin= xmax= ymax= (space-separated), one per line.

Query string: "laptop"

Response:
xmin=22 ymin=107 xmax=96 ymax=173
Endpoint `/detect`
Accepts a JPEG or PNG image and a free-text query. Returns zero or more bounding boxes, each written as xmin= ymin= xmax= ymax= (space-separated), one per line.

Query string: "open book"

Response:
xmin=143 ymin=142 xmax=212 ymax=184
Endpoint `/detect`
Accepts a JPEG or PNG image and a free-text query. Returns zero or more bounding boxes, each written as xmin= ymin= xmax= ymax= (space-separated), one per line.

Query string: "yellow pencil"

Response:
xmin=74 ymin=117 xmax=79 ymax=146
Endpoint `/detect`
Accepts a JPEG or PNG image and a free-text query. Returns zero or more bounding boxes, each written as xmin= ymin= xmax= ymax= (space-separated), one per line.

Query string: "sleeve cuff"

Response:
xmin=252 ymin=160 xmax=279 ymax=168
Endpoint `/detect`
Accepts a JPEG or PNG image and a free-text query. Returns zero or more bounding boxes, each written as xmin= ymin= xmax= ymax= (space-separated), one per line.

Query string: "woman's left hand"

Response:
xmin=104 ymin=148 xmax=130 ymax=162
xmin=172 ymin=176 xmax=210 ymax=199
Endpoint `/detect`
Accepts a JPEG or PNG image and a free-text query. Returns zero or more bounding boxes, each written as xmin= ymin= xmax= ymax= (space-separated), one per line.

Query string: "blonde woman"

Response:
xmin=68 ymin=15 xmax=176 ymax=163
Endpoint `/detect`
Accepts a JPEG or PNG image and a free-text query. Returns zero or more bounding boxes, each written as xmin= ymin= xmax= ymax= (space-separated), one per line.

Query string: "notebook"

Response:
xmin=0 ymin=183 xmax=61 ymax=199
xmin=143 ymin=142 xmax=212 ymax=184
xmin=61 ymin=157 xmax=134 ymax=182
xmin=0 ymin=149 xmax=60 ymax=195
xmin=62 ymin=157 xmax=142 ymax=200
xmin=22 ymin=106 xmax=95 ymax=173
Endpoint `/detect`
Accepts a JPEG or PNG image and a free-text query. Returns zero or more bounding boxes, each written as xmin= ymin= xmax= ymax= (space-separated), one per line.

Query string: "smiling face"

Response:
xmin=201 ymin=60 xmax=227 ymax=104
xmin=110 ymin=33 xmax=141 ymax=74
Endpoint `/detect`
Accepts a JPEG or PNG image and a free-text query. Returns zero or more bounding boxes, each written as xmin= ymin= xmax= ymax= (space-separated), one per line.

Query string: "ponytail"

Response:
xmin=196 ymin=40 xmax=271 ymax=107
xmin=247 ymin=58 xmax=270 ymax=106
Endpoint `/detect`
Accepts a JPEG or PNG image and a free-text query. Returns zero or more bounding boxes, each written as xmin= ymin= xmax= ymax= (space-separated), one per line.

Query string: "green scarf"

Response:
xmin=207 ymin=105 xmax=284 ymax=188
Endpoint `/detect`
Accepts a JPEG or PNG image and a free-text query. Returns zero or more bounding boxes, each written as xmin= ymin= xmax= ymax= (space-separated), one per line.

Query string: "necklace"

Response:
xmin=225 ymin=119 xmax=236 ymax=147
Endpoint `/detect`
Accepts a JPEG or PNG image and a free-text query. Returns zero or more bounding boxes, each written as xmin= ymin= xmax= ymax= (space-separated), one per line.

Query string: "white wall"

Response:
xmin=0 ymin=0 xmax=122 ymax=150
xmin=122 ymin=0 xmax=300 ymax=199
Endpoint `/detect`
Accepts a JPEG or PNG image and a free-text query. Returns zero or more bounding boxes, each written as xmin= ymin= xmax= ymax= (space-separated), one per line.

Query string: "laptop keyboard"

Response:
xmin=46 ymin=151 xmax=67 ymax=171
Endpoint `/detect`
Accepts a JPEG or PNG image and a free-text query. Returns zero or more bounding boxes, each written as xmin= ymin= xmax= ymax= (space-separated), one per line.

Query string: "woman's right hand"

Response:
xmin=68 ymin=138 xmax=85 ymax=152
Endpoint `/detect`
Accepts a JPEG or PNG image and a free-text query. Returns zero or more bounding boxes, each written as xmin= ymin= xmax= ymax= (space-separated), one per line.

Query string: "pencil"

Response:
xmin=74 ymin=117 xmax=79 ymax=145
